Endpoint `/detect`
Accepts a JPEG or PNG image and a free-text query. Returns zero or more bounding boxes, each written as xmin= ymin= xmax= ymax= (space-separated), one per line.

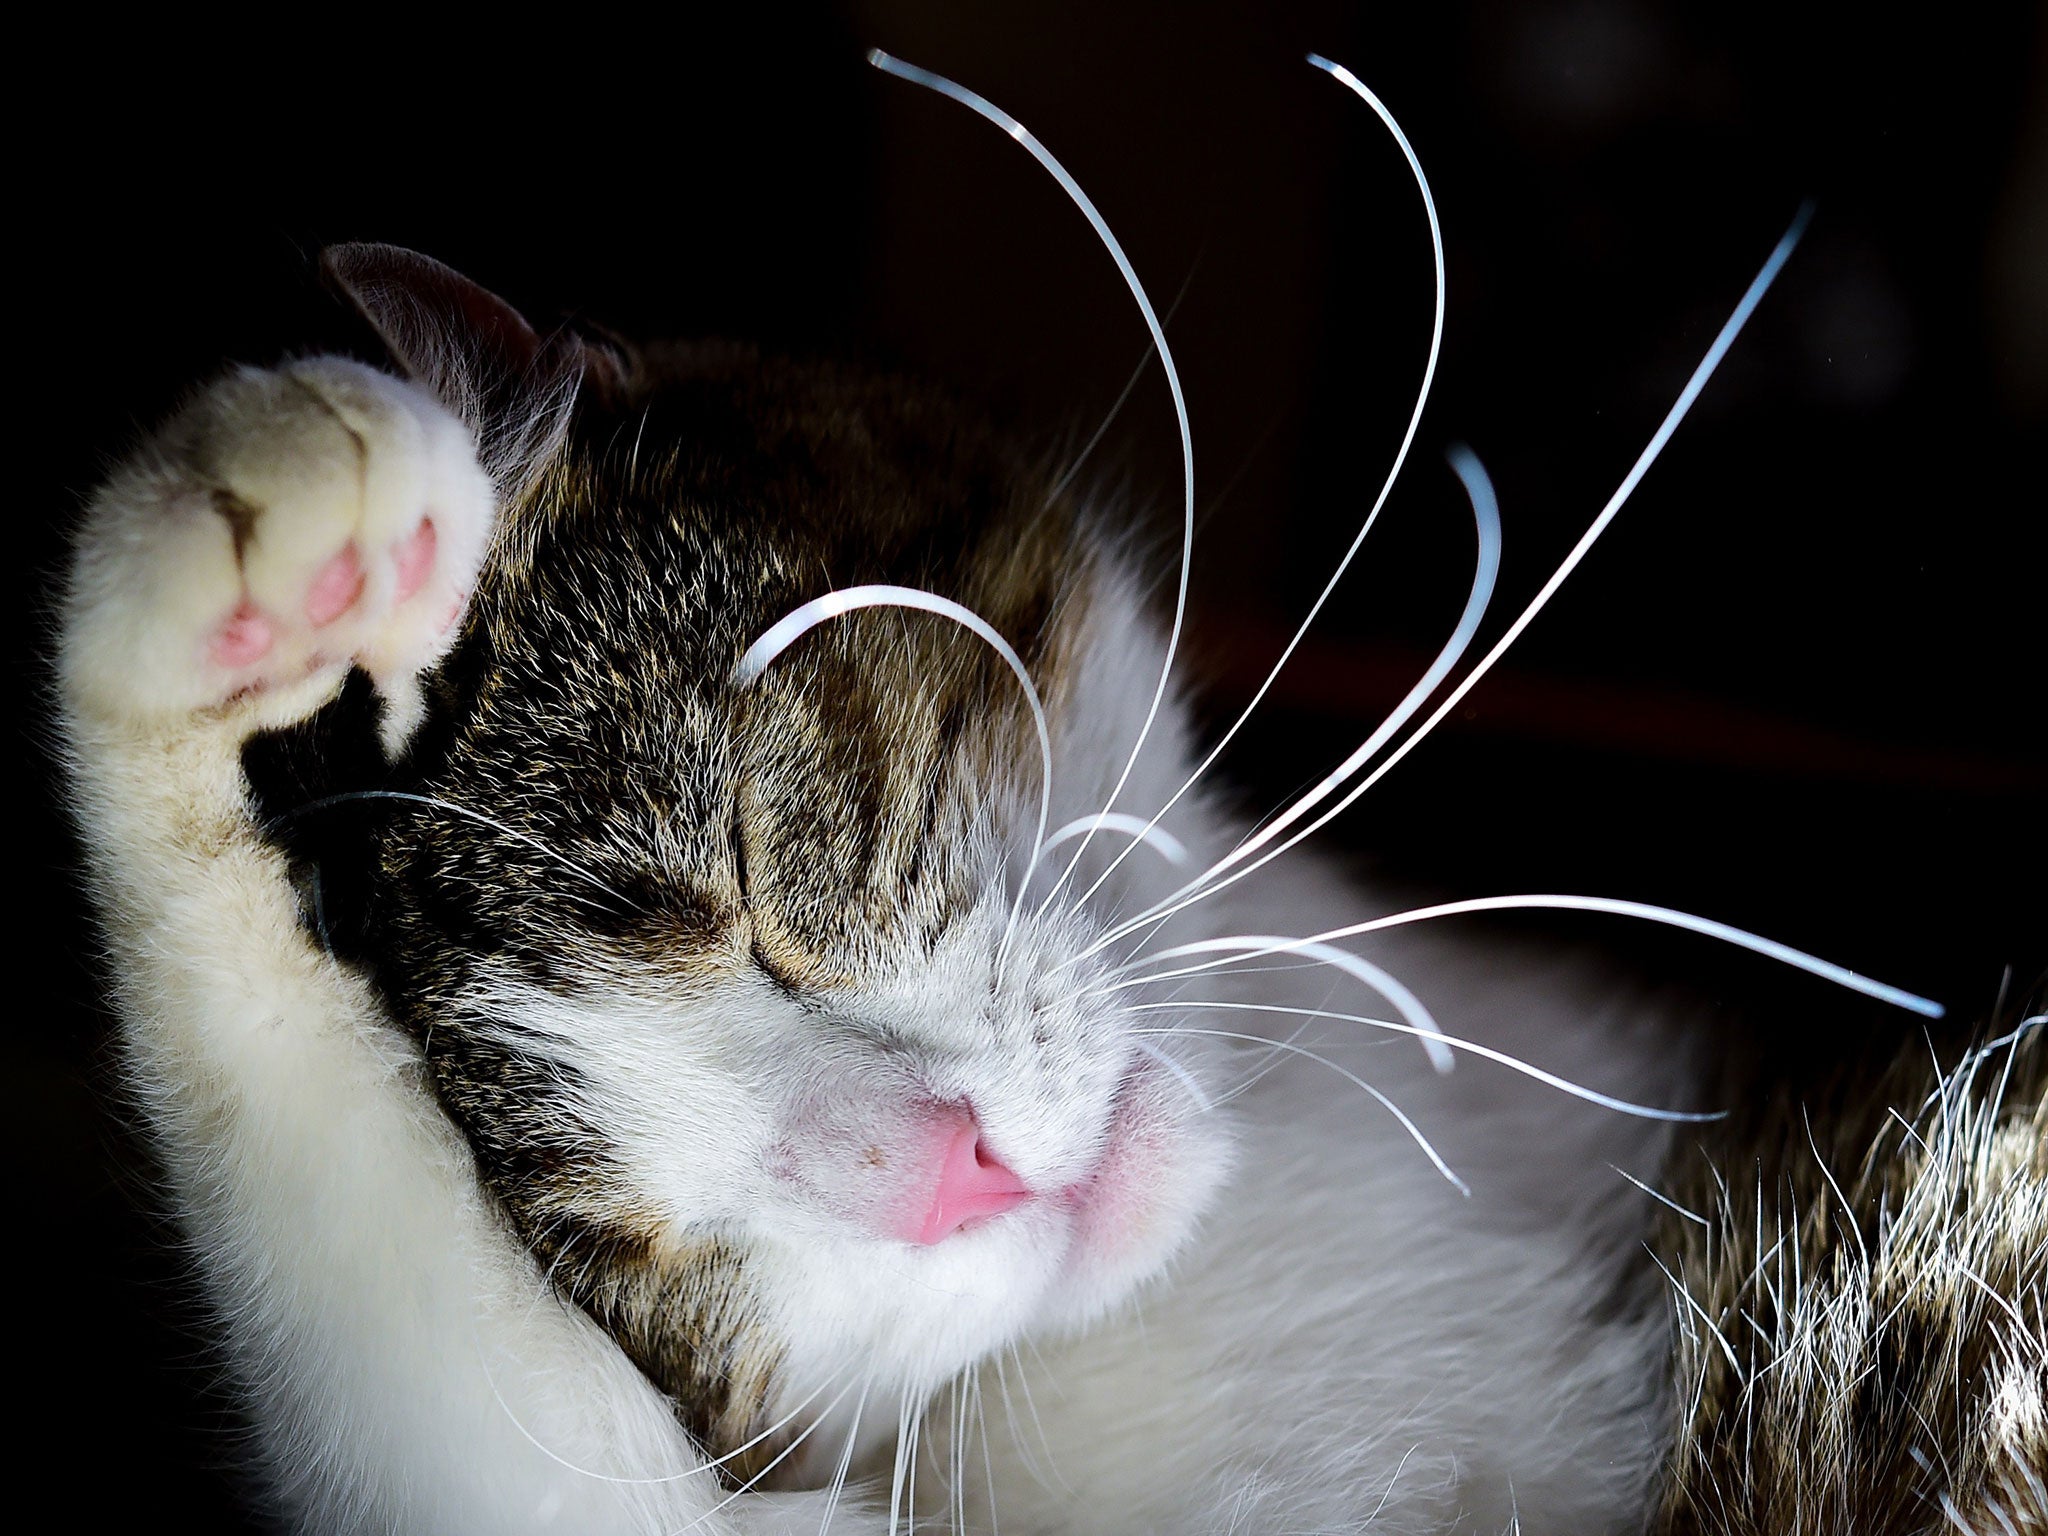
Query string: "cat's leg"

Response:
xmin=59 ymin=359 xmax=827 ymax=1535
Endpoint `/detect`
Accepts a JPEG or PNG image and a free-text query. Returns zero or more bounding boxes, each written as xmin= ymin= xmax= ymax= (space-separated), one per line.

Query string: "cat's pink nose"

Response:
xmin=911 ymin=1114 xmax=1030 ymax=1245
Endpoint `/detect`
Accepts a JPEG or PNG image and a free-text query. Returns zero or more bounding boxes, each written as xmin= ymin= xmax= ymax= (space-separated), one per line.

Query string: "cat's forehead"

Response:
xmin=416 ymin=347 xmax=1098 ymax=982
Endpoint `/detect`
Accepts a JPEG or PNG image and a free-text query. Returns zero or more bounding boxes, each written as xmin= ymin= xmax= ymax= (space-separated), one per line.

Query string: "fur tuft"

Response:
xmin=1653 ymin=1005 xmax=2048 ymax=1535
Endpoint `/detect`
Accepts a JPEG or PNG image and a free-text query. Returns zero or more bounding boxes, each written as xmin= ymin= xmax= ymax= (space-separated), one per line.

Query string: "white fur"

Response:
xmin=62 ymin=359 xmax=1689 ymax=1533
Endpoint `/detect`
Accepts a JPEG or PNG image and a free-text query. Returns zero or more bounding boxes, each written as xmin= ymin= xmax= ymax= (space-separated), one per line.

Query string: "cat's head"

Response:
xmin=258 ymin=246 xmax=1232 ymax=1468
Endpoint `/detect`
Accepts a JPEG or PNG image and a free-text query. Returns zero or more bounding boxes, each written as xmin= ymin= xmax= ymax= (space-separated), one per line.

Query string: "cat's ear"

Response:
xmin=321 ymin=244 xmax=624 ymax=495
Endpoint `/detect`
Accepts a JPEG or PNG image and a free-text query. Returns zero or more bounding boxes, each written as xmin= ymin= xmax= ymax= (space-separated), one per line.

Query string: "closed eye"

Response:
xmin=749 ymin=935 xmax=812 ymax=1004
xmin=729 ymin=804 xmax=809 ymax=999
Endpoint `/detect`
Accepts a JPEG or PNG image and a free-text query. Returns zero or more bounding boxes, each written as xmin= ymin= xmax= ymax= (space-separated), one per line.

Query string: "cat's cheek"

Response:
xmin=1044 ymin=1069 xmax=1234 ymax=1328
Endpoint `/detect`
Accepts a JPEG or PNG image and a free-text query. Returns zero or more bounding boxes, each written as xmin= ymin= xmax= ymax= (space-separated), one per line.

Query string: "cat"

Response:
xmin=53 ymin=55 xmax=2042 ymax=1536
xmin=53 ymin=239 xmax=1665 ymax=1533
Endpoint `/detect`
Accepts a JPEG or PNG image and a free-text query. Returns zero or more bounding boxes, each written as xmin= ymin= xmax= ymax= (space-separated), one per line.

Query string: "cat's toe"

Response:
xmin=67 ymin=358 xmax=495 ymax=724
xmin=217 ymin=359 xmax=494 ymax=688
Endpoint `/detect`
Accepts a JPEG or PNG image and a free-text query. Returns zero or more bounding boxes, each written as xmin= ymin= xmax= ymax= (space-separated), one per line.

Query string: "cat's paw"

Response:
xmin=66 ymin=357 xmax=494 ymax=723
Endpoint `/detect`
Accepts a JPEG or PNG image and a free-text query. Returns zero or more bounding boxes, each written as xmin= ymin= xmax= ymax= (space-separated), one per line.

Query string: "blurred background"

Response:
xmin=19 ymin=1 xmax=2043 ymax=1522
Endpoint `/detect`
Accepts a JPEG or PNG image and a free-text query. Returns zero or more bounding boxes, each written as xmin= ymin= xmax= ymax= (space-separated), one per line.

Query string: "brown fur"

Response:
xmin=1652 ymin=1008 xmax=2048 ymax=1535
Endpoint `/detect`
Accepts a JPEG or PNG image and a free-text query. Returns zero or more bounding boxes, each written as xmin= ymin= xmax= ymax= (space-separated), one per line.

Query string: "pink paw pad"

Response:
xmin=210 ymin=603 xmax=275 ymax=668
xmin=392 ymin=517 xmax=438 ymax=603
xmin=306 ymin=545 xmax=366 ymax=627
xmin=436 ymin=588 xmax=467 ymax=635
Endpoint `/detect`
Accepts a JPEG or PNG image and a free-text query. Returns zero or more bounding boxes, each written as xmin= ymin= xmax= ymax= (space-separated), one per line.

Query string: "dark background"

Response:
xmin=19 ymin=2 xmax=2044 ymax=1523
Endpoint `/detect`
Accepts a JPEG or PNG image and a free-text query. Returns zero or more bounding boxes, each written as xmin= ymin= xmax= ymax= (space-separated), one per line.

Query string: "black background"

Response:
xmin=19 ymin=2 xmax=2044 ymax=1523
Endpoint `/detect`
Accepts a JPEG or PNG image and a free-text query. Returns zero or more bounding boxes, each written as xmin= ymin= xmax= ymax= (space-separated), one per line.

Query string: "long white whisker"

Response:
xmin=1135 ymin=1025 xmax=1468 ymax=1193
xmin=1166 ymin=1006 xmax=1335 ymax=1107
xmin=1116 ymin=933 xmax=1456 ymax=1073
xmin=1074 ymin=442 xmax=1500 ymax=964
xmin=1059 ymin=52 xmax=1448 ymax=923
xmin=729 ymin=583 xmax=1054 ymax=965
xmin=888 ymin=1384 xmax=913 ymax=1536
xmin=973 ymin=1366 xmax=1000 ymax=1536
xmin=1205 ymin=1021 xmax=1325 ymax=1107
xmin=906 ymin=1380 xmax=924 ymax=1535
xmin=1610 ymin=1162 xmax=1713 ymax=1225
xmin=1007 ymin=1343 xmax=1068 ymax=1494
xmin=864 ymin=49 xmax=1196 ymax=931
xmin=1084 ymin=203 xmax=1816 ymax=972
xmin=285 ymin=789 xmax=642 ymax=915
xmin=1101 ymin=893 xmax=1943 ymax=1018
xmin=473 ymin=1310 xmax=845 ymax=1486
xmin=1132 ymin=999 xmax=1721 ymax=1121
xmin=953 ymin=1375 xmax=972 ymax=1536
xmin=943 ymin=1378 xmax=959 ymax=1536
xmin=988 ymin=1350 xmax=1034 ymax=1491
xmin=1218 ymin=203 xmax=1819 ymax=868
xmin=1046 ymin=258 xmax=1202 ymax=505
xmin=1042 ymin=954 xmax=1338 ymax=1021
xmin=1038 ymin=811 xmax=1190 ymax=867
xmin=1133 ymin=1037 xmax=1213 ymax=1112
xmin=817 ymin=1373 xmax=873 ymax=1536
xmin=661 ymin=1376 xmax=865 ymax=1535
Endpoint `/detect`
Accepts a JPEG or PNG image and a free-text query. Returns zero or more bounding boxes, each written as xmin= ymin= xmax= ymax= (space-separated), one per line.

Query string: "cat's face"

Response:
xmin=257 ymin=333 xmax=1230 ymax=1465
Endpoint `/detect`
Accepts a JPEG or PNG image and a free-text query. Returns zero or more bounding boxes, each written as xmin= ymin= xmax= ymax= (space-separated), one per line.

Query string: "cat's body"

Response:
xmin=58 ymin=230 xmax=2042 ymax=1533
xmin=60 ymin=263 xmax=1696 ymax=1531
xmin=47 ymin=15 xmax=2048 ymax=1520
